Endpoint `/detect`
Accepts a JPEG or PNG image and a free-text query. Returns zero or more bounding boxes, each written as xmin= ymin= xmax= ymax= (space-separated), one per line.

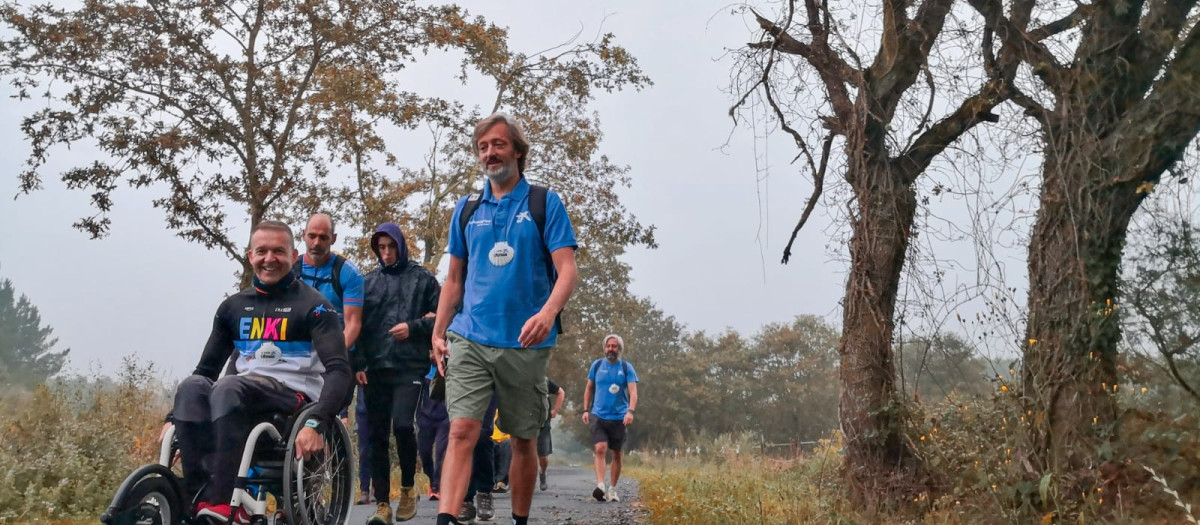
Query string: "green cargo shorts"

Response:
xmin=445 ymin=332 xmax=550 ymax=440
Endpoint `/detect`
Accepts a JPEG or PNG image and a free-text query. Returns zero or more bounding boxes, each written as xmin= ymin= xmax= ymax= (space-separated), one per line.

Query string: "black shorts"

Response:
xmin=537 ymin=419 xmax=553 ymax=456
xmin=589 ymin=417 xmax=626 ymax=452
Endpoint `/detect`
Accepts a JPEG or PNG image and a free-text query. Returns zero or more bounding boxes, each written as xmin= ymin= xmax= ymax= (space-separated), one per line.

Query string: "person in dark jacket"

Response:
xmin=357 ymin=222 xmax=441 ymax=524
xmin=161 ymin=220 xmax=352 ymax=523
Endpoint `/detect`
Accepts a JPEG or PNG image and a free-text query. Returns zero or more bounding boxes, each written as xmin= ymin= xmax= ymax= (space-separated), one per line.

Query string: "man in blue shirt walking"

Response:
xmin=582 ymin=334 xmax=639 ymax=502
xmin=295 ymin=213 xmax=370 ymax=503
xmin=431 ymin=112 xmax=578 ymax=525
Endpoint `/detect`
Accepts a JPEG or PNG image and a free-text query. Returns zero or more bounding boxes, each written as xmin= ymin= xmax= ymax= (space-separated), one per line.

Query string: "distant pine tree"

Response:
xmin=0 ymin=278 xmax=69 ymax=388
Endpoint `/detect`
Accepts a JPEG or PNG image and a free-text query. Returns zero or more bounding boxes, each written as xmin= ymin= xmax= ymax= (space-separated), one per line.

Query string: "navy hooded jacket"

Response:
xmin=356 ymin=222 xmax=442 ymax=383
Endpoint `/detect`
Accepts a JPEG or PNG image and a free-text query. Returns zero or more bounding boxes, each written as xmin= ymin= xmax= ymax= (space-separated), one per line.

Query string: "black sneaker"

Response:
xmin=592 ymin=484 xmax=606 ymax=502
xmin=457 ymin=501 xmax=476 ymax=523
xmin=475 ymin=493 xmax=493 ymax=521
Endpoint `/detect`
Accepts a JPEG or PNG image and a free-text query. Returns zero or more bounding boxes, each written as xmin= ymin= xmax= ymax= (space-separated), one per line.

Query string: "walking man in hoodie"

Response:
xmin=582 ymin=334 xmax=638 ymax=502
xmin=358 ymin=222 xmax=441 ymax=524
xmin=431 ymin=113 xmax=579 ymax=525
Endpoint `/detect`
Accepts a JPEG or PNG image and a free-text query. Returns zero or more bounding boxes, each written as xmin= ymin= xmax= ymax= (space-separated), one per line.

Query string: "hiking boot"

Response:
xmin=395 ymin=486 xmax=418 ymax=521
xmin=592 ymin=483 xmax=607 ymax=502
xmin=366 ymin=502 xmax=392 ymax=525
xmin=475 ymin=493 xmax=494 ymax=521
xmin=457 ymin=501 xmax=476 ymax=523
xmin=539 ymin=472 xmax=548 ymax=491
xmin=491 ymin=481 xmax=508 ymax=493
xmin=606 ymin=485 xmax=620 ymax=502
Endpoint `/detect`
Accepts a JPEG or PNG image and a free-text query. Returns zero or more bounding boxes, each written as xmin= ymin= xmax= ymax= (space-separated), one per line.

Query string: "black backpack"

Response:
xmin=457 ymin=184 xmax=563 ymax=333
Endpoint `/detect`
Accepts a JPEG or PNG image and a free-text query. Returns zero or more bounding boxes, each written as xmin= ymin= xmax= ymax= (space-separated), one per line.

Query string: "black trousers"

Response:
xmin=416 ymin=381 xmax=449 ymax=493
xmin=365 ymin=380 xmax=423 ymax=502
xmin=173 ymin=375 xmax=305 ymax=506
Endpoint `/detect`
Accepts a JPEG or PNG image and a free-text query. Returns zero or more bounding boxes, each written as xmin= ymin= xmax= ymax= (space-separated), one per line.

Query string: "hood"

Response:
xmin=370 ymin=222 xmax=409 ymax=269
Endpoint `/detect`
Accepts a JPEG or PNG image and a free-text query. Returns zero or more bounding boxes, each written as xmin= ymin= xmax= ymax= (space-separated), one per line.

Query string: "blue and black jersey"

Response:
xmin=194 ymin=272 xmax=352 ymax=426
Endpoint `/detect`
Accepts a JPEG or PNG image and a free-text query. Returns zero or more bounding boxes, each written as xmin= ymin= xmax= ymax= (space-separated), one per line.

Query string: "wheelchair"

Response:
xmin=101 ymin=403 xmax=354 ymax=525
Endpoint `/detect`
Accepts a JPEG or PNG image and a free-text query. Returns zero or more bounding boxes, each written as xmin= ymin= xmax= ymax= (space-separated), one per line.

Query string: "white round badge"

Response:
xmin=608 ymin=384 xmax=620 ymax=395
xmin=489 ymin=242 xmax=515 ymax=266
xmin=255 ymin=341 xmax=282 ymax=365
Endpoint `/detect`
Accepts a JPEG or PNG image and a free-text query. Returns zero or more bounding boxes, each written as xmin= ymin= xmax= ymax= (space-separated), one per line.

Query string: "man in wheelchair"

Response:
xmin=161 ymin=220 xmax=353 ymax=524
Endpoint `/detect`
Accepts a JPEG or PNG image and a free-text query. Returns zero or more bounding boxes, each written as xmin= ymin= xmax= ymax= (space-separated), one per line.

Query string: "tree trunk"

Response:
xmin=240 ymin=205 xmax=266 ymax=289
xmin=1023 ymin=129 xmax=1138 ymax=483
xmin=839 ymin=143 xmax=927 ymax=508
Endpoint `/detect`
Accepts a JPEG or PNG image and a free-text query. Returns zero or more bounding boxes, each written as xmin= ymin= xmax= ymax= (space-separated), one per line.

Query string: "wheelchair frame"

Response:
xmin=101 ymin=404 xmax=354 ymax=525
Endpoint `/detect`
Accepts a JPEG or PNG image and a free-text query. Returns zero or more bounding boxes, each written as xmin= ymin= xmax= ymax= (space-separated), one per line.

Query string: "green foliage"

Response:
xmin=0 ymin=357 xmax=169 ymax=522
xmin=0 ymin=278 xmax=68 ymax=389
xmin=554 ymin=311 xmax=996 ymax=452
xmin=896 ymin=333 xmax=993 ymax=403
xmin=1122 ymin=213 xmax=1200 ymax=401
xmin=555 ymin=313 xmax=842 ymax=450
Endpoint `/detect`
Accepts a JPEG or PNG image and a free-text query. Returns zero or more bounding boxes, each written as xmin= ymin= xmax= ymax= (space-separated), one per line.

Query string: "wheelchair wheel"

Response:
xmin=103 ymin=473 xmax=183 ymax=525
xmin=282 ymin=407 xmax=353 ymax=525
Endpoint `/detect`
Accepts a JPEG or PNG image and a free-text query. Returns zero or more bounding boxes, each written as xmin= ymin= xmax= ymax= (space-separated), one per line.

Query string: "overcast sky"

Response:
xmin=0 ymin=0 xmax=1008 ymax=379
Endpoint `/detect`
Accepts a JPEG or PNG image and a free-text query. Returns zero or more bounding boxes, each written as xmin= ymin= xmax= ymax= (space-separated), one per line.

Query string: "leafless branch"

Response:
xmin=782 ymin=132 xmax=833 ymax=264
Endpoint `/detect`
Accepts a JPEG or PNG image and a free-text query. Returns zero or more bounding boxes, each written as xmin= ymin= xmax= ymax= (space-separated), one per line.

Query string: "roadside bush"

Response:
xmin=0 ymin=358 xmax=169 ymax=523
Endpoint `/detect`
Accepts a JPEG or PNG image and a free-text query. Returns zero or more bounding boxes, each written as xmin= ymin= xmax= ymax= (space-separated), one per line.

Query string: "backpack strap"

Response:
xmin=293 ymin=253 xmax=346 ymax=302
xmin=457 ymin=191 xmax=485 ymax=258
xmin=528 ymin=184 xmax=548 ymax=247
xmin=590 ymin=359 xmax=601 ymax=379
xmin=330 ymin=254 xmax=345 ymax=300
xmin=620 ymin=359 xmax=633 ymax=404
xmin=527 ymin=185 xmax=563 ymax=333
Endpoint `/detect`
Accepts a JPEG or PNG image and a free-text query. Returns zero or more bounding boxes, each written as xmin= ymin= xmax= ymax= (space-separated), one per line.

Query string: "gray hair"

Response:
xmin=472 ymin=112 xmax=531 ymax=173
xmin=603 ymin=334 xmax=625 ymax=352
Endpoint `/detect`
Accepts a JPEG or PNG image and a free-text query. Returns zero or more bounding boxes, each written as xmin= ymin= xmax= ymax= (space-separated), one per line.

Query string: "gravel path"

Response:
xmin=346 ymin=465 xmax=646 ymax=525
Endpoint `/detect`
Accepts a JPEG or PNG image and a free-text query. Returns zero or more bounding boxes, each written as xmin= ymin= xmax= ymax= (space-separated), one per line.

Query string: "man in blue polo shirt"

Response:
xmin=431 ymin=112 xmax=578 ymax=525
xmin=295 ymin=213 xmax=369 ymax=503
xmin=582 ymin=334 xmax=639 ymax=502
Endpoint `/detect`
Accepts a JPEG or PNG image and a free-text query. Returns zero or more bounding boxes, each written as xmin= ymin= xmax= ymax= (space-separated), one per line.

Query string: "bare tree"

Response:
xmin=732 ymin=0 xmax=1018 ymax=508
xmin=970 ymin=0 xmax=1200 ymax=491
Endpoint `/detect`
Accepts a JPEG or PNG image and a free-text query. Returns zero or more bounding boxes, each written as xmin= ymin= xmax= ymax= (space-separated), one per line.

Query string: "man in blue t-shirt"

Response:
xmin=296 ymin=212 xmax=369 ymax=503
xmin=431 ymin=112 xmax=578 ymax=525
xmin=581 ymin=334 xmax=639 ymax=503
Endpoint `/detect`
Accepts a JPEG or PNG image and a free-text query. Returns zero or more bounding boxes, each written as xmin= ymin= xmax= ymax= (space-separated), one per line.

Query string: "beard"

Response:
xmin=484 ymin=158 xmax=517 ymax=182
xmin=605 ymin=351 xmax=619 ymax=361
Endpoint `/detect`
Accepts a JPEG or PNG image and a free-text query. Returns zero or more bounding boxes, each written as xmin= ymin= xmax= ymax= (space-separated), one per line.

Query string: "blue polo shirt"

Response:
xmin=589 ymin=359 xmax=638 ymax=421
xmin=447 ymin=177 xmax=577 ymax=348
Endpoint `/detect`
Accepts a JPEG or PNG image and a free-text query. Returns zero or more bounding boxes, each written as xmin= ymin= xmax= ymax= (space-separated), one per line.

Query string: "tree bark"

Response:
xmin=1022 ymin=127 xmax=1138 ymax=480
xmin=839 ymin=133 xmax=927 ymax=508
